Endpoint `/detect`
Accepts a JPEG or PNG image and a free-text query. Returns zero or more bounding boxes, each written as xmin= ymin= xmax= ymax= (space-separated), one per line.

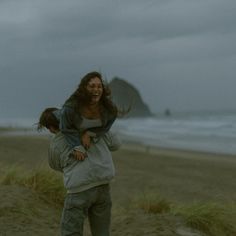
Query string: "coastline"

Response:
xmin=1 ymin=129 xmax=236 ymax=157
xmin=119 ymin=138 xmax=236 ymax=162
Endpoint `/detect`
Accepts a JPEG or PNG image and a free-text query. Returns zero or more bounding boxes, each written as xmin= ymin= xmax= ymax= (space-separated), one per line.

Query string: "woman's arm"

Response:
xmin=103 ymin=131 xmax=122 ymax=151
xmin=59 ymin=106 xmax=82 ymax=147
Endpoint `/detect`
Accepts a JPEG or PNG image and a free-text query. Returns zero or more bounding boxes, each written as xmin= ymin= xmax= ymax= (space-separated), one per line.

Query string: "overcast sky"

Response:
xmin=1 ymin=0 xmax=236 ymax=118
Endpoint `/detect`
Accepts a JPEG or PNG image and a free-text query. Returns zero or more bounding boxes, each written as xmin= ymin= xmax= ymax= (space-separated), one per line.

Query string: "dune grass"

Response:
xmin=133 ymin=193 xmax=171 ymax=214
xmin=0 ymin=166 xmax=65 ymax=206
xmin=173 ymin=202 xmax=236 ymax=236
xmin=131 ymin=192 xmax=236 ymax=236
xmin=1 ymin=167 xmax=236 ymax=236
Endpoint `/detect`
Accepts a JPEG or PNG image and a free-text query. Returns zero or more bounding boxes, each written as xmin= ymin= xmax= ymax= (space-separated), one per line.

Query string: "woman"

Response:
xmin=57 ymin=71 xmax=118 ymax=160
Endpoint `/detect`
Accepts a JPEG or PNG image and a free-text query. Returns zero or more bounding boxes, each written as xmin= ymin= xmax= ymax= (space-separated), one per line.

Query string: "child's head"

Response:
xmin=37 ymin=107 xmax=60 ymax=133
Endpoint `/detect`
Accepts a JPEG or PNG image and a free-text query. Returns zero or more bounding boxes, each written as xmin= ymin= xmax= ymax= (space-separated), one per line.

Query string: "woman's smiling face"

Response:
xmin=86 ymin=77 xmax=103 ymax=104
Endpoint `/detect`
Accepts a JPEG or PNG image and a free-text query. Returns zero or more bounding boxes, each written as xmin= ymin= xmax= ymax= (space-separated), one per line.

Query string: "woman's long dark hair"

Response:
xmin=65 ymin=71 xmax=118 ymax=116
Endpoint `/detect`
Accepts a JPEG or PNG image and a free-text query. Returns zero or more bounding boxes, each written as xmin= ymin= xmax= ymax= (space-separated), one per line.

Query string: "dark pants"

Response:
xmin=61 ymin=184 xmax=112 ymax=236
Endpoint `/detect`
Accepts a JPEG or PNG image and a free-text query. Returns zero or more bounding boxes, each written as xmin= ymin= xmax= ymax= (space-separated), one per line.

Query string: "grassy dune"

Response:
xmin=0 ymin=135 xmax=236 ymax=235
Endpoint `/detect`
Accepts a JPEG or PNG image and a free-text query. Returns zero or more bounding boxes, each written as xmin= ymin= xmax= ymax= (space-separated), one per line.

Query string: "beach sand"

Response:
xmin=0 ymin=134 xmax=236 ymax=235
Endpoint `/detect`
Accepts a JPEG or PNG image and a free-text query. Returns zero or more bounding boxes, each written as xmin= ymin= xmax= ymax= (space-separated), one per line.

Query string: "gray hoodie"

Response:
xmin=48 ymin=131 xmax=121 ymax=193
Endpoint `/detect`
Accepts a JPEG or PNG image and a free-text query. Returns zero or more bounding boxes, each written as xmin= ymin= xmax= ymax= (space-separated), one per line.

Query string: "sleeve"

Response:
xmin=103 ymin=131 xmax=122 ymax=151
xmin=48 ymin=142 xmax=76 ymax=172
xmin=59 ymin=106 xmax=82 ymax=147
xmin=48 ymin=145 xmax=63 ymax=172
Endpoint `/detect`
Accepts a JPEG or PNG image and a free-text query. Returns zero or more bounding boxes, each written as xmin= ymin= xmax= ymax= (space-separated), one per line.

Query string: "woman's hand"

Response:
xmin=81 ymin=131 xmax=91 ymax=150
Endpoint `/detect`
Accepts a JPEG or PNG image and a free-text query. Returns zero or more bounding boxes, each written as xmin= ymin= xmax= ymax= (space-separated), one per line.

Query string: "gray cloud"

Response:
xmin=1 ymin=0 xmax=236 ymax=118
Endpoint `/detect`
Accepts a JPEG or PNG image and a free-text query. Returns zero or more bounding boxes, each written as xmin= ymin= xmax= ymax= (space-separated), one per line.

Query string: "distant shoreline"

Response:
xmin=0 ymin=128 xmax=47 ymax=137
xmin=1 ymin=129 xmax=236 ymax=158
xmin=119 ymin=139 xmax=236 ymax=162
xmin=2 ymin=111 xmax=236 ymax=156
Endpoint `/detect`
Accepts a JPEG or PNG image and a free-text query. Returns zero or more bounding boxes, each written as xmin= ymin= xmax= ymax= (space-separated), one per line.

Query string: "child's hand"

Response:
xmin=73 ymin=150 xmax=87 ymax=161
xmin=81 ymin=132 xmax=91 ymax=150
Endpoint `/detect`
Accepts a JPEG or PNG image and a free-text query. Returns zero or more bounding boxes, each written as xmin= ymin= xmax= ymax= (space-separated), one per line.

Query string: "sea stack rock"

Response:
xmin=109 ymin=77 xmax=153 ymax=117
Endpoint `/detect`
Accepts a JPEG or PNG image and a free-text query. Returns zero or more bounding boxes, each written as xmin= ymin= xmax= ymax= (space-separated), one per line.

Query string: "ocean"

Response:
xmin=113 ymin=111 xmax=236 ymax=155
xmin=1 ymin=111 xmax=236 ymax=155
